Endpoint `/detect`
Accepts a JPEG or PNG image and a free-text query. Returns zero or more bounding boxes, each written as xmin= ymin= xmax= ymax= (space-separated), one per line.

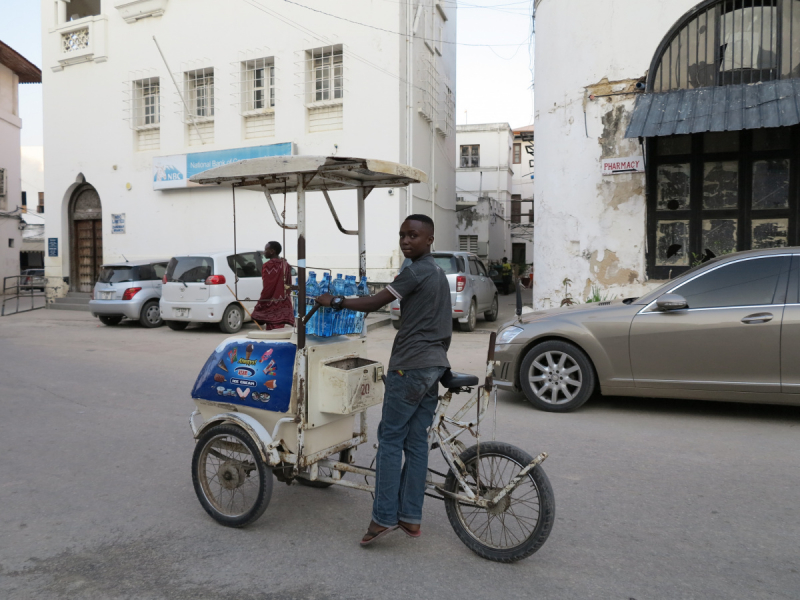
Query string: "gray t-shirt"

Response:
xmin=386 ymin=253 xmax=452 ymax=371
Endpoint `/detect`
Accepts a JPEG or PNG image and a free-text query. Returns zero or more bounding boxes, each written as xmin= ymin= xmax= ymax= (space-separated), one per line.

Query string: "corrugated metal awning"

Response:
xmin=625 ymin=79 xmax=800 ymax=138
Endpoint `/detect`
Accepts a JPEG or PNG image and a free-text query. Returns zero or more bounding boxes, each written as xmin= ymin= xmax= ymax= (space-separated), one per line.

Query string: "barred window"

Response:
xmin=186 ymin=68 xmax=214 ymax=118
xmin=134 ymin=78 xmax=160 ymax=127
xmin=312 ymin=47 xmax=343 ymax=102
xmin=241 ymin=58 xmax=275 ymax=112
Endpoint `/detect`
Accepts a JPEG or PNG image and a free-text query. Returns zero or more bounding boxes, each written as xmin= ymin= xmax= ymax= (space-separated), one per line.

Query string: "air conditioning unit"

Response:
xmin=0 ymin=168 xmax=6 ymax=197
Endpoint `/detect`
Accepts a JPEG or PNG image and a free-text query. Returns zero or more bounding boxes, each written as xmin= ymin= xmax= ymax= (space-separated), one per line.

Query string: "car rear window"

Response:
xmin=398 ymin=254 xmax=461 ymax=274
xmin=98 ymin=266 xmax=138 ymax=283
xmin=433 ymin=255 xmax=460 ymax=274
xmin=166 ymin=257 xmax=213 ymax=283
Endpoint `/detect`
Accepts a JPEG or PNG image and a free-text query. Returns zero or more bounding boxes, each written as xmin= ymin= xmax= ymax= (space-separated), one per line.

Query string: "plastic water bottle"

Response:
xmin=355 ymin=275 xmax=368 ymax=333
xmin=331 ymin=274 xmax=346 ymax=334
xmin=357 ymin=276 xmax=368 ymax=296
xmin=305 ymin=272 xmax=319 ymax=335
xmin=317 ymin=274 xmax=332 ymax=336
xmin=342 ymin=276 xmax=356 ymax=333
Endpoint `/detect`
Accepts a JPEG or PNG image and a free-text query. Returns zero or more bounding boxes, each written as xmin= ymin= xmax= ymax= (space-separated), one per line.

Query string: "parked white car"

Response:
xmin=160 ymin=250 xmax=264 ymax=333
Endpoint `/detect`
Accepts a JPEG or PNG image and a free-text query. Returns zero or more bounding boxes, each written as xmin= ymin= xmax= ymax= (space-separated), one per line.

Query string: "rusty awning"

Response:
xmin=625 ymin=79 xmax=800 ymax=138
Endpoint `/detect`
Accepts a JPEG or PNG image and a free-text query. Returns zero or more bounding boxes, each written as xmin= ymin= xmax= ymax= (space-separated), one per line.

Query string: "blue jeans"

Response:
xmin=372 ymin=366 xmax=447 ymax=528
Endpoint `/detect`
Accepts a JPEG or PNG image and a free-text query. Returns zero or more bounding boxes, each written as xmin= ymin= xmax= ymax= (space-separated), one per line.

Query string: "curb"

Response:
xmin=366 ymin=316 xmax=392 ymax=332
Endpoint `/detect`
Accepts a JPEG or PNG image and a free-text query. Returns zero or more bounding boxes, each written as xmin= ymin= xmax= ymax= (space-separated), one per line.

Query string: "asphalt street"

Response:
xmin=1 ymin=297 xmax=798 ymax=599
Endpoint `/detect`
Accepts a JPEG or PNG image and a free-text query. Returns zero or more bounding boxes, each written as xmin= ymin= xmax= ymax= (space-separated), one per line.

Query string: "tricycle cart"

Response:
xmin=186 ymin=156 xmax=554 ymax=562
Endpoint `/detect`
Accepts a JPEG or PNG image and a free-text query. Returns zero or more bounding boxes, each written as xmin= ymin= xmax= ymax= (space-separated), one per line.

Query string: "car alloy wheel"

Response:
xmin=528 ymin=350 xmax=582 ymax=405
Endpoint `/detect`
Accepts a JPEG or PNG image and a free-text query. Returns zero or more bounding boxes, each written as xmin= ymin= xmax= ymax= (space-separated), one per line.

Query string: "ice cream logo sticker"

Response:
xmin=235 ymin=366 xmax=255 ymax=377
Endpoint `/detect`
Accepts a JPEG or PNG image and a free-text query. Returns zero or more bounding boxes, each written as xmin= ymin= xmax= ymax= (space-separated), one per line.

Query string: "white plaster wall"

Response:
xmin=455 ymin=124 xmax=513 ymax=258
xmin=21 ymin=145 xmax=44 ymax=207
xmin=533 ymin=0 xmax=701 ymax=308
xmin=42 ymin=0 xmax=456 ymax=295
xmin=0 ymin=63 xmax=23 ymax=285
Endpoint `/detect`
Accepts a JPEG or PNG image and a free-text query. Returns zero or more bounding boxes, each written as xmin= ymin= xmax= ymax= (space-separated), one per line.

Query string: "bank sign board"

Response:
xmin=153 ymin=142 xmax=294 ymax=190
xmin=601 ymin=156 xmax=644 ymax=175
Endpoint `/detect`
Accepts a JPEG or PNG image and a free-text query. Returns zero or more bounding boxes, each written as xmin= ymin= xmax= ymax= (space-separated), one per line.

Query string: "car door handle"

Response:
xmin=741 ymin=313 xmax=773 ymax=324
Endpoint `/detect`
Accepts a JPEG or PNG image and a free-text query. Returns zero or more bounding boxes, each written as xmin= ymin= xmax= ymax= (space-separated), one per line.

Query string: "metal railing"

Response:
xmin=1 ymin=275 xmax=48 ymax=316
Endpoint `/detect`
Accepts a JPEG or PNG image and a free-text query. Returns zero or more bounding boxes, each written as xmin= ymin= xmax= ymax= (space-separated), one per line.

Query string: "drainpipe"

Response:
xmin=406 ymin=1 xmax=414 ymax=218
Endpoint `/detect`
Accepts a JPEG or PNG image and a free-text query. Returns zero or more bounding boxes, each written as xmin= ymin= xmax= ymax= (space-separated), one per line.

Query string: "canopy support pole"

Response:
xmin=263 ymin=187 xmax=297 ymax=230
xmin=357 ymin=187 xmax=366 ymax=280
xmin=297 ymin=178 xmax=307 ymax=350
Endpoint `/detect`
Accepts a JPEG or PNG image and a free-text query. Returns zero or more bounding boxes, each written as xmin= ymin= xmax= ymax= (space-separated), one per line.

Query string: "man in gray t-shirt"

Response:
xmin=316 ymin=214 xmax=452 ymax=545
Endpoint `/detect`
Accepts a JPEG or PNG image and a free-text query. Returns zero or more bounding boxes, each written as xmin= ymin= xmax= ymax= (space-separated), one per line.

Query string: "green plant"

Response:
xmin=560 ymin=277 xmax=576 ymax=306
xmin=584 ymin=284 xmax=612 ymax=303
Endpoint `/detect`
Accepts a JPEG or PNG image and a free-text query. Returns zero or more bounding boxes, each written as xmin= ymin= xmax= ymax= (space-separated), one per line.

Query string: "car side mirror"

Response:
xmin=656 ymin=293 xmax=688 ymax=311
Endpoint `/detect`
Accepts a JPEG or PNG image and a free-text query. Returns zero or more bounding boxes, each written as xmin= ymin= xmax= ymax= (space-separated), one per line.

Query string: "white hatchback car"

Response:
xmin=160 ymin=250 xmax=264 ymax=333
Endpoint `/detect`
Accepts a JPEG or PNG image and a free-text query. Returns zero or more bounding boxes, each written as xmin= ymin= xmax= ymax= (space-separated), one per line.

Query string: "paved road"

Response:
xmin=1 ymin=308 xmax=798 ymax=599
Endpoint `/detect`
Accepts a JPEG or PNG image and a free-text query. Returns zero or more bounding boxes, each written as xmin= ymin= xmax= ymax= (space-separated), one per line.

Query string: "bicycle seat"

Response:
xmin=440 ymin=369 xmax=479 ymax=389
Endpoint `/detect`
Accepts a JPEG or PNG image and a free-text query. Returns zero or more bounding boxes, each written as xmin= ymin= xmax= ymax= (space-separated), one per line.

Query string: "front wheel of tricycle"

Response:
xmin=444 ymin=441 xmax=555 ymax=563
xmin=192 ymin=424 xmax=273 ymax=528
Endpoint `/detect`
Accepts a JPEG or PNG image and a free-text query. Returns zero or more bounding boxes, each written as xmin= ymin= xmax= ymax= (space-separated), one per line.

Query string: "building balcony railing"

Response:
xmin=50 ymin=15 xmax=108 ymax=72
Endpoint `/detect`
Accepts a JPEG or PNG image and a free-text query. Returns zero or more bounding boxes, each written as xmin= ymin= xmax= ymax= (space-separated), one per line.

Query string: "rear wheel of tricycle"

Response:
xmin=192 ymin=424 xmax=273 ymax=527
xmin=444 ymin=441 xmax=555 ymax=563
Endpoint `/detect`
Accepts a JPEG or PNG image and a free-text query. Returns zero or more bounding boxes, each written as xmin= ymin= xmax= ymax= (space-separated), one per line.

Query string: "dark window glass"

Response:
xmin=468 ymin=258 xmax=480 ymax=275
xmin=658 ymin=135 xmax=691 ymax=155
xmin=752 ymin=158 xmax=790 ymax=209
xmin=227 ymin=252 xmax=262 ymax=278
xmin=704 ymin=131 xmax=740 ymax=153
xmin=137 ymin=264 xmax=155 ymax=281
xmin=476 ymin=260 xmax=488 ymax=276
xmin=674 ymin=256 xmax=789 ymax=308
xmin=98 ymin=266 xmax=138 ymax=284
xmin=753 ymin=128 xmax=792 ymax=151
xmin=657 ymin=164 xmax=691 ymax=209
xmin=703 ymin=161 xmax=738 ymax=209
xmin=166 ymin=257 xmax=213 ymax=283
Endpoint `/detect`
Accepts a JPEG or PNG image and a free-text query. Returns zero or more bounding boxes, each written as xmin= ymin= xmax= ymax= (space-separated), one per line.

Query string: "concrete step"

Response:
xmin=66 ymin=292 xmax=91 ymax=299
xmin=50 ymin=295 xmax=91 ymax=311
xmin=48 ymin=302 xmax=91 ymax=312
xmin=54 ymin=297 xmax=91 ymax=305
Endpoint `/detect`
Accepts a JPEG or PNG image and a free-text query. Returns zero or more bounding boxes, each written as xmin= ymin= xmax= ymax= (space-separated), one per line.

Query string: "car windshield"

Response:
xmin=98 ymin=266 xmax=137 ymax=283
xmin=166 ymin=257 xmax=213 ymax=283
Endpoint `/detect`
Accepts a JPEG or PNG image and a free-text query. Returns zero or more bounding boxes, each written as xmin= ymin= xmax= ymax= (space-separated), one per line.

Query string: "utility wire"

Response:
xmin=280 ymin=0 xmax=529 ymax=47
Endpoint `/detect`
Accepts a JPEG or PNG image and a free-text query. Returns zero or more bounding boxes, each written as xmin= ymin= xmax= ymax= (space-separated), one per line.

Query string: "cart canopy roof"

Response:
xmin=189 ymin=155 xmax=427 ymax=192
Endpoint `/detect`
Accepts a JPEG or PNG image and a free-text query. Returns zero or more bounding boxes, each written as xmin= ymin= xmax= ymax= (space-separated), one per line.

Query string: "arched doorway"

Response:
xmin=68 ymin=183 xmax=102 ymax=292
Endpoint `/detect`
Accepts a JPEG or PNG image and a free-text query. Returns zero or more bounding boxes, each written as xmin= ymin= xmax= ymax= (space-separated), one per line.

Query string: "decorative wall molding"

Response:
xmin=114 ymin=0 xmax=168 ymax=24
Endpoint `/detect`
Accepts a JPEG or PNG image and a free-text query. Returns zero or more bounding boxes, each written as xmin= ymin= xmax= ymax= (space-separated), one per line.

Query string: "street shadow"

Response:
xmin=496 ymin=387 xmax=800 ymax=424
xmin=583 ymin=393 xmax=800 ymax=424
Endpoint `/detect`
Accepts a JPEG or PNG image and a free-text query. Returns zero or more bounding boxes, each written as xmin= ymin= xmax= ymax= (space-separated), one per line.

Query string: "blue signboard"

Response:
xmin=48 ymin=238 xmax=58 ymax=257
xmin=191 ymin=338 xmax=297 ymax=413
xmin=153 ymin=142 xmax=294 ymax=190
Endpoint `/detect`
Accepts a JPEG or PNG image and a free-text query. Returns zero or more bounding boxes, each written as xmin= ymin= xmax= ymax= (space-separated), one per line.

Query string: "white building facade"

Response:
xmin=510 ymin=124 xmax=534 ymax=268
xmin=534 ymin=0 xmax=800 ymax=307
xmin=0 ymin=42 xmax=41 ymax=290
xmin=42 ymin=0 xmax=456 ymax=296
xmin=455 ymin=123 xmax=512 ymax=262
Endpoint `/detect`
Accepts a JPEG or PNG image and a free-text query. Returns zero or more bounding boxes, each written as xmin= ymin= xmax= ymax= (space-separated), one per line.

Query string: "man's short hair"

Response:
xmin=267 ymin=241 xmax=282 ymax=255
xmin=502 ymin=257 xmax=508 ymax=261
xmin=404 ymin=213 xmax=434 ymax=232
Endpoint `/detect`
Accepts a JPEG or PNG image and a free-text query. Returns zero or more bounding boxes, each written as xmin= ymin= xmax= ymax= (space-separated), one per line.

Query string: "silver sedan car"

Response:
xmin=494 ymin=247 xmax=800 ymax=412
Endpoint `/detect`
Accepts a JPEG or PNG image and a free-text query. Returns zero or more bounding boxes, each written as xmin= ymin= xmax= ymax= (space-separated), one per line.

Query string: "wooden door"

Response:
xmin=76 ymin=219 xmax=102 ymax=292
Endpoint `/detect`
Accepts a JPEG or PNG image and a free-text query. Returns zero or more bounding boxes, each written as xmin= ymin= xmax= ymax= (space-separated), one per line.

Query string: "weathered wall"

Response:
xmin=0 ymin=62 xmax=23 ymax=286
xmin=533 ymin=0 xmax=700 ymax=308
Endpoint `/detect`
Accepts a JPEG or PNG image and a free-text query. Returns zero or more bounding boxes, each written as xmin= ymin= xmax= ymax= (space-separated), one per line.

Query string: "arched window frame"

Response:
xmin=647 ymin=0 xmax=800 ymax=93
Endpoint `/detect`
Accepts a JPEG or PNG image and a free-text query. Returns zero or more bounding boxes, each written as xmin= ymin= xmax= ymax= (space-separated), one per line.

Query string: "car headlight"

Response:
xmin=496 ymin=326 xmax=523 ymax=345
